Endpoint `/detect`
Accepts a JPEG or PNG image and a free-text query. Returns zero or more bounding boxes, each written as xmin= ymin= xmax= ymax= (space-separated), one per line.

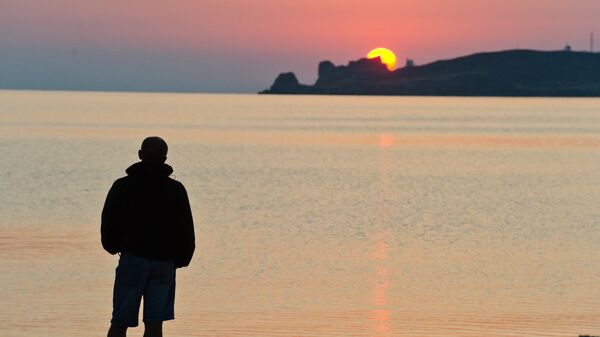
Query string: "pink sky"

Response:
xmin=2 ymin=0 xmax=599 ymax=92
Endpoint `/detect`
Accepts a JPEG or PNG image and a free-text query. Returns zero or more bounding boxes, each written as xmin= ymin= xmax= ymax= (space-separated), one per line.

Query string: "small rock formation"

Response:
xmin=263 ymin=57 xmax=391 ymax=94
xmin=266 ymin=72 xmax=300 ymax=93
xmin=316 ymin=57 xmax=390 ymax=87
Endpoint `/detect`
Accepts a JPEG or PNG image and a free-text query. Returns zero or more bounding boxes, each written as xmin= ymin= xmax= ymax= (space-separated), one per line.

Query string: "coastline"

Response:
xmin=262 ymin=49 xmax=600 ymax=97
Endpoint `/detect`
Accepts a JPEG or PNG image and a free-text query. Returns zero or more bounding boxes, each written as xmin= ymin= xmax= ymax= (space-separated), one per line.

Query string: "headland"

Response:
xmin=261 ymin=49 xmax=600 ymax=97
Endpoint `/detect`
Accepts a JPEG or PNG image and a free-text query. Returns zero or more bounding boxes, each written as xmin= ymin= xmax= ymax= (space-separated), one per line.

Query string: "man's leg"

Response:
xmin=142 ymin=260 xmax=175 ymax=337
xmin=111 ymin=253 xmax=149 ymax=334
xmin=107 ymin=323 xmax=127 ymax=337
xmin=143 ymin=321 xmax=163 ymax=337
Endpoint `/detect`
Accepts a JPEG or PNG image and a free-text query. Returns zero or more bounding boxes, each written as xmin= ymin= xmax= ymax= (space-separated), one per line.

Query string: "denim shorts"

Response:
xmin=111 ymin=252 xmax=176 ymax=327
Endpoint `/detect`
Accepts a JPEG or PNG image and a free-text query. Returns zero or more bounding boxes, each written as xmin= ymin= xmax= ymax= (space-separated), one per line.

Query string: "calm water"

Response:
xmin=1 ymin=90 xmax=600 ymax=337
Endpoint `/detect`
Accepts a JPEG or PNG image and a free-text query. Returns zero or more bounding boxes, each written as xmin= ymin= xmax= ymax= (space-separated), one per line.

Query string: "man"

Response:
xmin=101 ymin=136 xmax=195 ymax=337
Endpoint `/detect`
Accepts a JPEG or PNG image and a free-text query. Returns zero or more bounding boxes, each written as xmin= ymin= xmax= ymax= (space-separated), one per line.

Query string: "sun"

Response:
xmin=367 ymin=48 xmax=397 ymax=71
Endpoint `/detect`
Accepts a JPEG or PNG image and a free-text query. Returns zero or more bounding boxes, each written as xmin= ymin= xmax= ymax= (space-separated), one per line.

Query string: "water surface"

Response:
xmin=1 ymin=91 xmax=600 ymax=337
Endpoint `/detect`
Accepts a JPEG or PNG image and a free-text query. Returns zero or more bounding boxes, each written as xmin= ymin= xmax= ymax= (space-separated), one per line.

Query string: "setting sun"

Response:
xmin=367 ymin=48 xmax=397 ymax=71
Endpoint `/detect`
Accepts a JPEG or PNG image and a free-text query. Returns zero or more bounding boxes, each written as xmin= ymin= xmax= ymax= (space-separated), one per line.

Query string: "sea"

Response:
xmin=1 ymin=90 xmax=600 ymax=337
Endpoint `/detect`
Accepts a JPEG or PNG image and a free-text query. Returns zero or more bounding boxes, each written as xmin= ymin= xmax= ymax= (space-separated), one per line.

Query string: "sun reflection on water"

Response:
xmin=368 ymin=133 xmax=396 ymax=337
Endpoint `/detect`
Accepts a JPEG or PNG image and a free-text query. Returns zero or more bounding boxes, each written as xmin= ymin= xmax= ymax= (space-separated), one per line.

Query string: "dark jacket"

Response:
xmin=101 ymin=162 xmax=195 ymax=268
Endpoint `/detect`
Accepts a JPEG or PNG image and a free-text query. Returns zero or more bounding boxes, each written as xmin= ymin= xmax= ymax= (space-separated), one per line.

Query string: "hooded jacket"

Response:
xmin=101 ymin=162 xmax=195 ymax=268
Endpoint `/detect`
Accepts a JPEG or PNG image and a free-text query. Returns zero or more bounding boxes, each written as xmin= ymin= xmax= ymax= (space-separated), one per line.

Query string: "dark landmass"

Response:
xmin=261 ymin=49 xmax=600 ymax=97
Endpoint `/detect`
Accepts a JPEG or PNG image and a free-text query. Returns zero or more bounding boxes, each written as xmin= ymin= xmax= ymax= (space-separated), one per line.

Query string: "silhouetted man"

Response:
xmin=102 ymin=137 xmax=195 ymax=337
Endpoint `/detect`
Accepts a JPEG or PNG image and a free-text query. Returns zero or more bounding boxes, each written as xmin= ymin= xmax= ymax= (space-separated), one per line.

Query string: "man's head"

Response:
xmin=138 ymin=136 xmax=168 ymax=164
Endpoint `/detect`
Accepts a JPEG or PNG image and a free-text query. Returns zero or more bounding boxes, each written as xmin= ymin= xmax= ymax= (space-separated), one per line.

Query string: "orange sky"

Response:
xmin=2 ymin=0 xmax=599 ymax=92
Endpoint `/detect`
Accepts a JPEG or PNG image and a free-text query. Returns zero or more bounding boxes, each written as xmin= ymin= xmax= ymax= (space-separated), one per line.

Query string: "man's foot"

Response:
xmin=143 ymin=321 xmax=163 ymax=337
xmin=107 ymin=324 xmax=127 ymax=337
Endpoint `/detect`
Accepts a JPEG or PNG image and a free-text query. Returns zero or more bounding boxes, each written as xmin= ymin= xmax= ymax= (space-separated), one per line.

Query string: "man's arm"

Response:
xmin=175 ymin=184 xmax=195 ymax=268
xmin=101 ymin=182 xmax=122 ymax=255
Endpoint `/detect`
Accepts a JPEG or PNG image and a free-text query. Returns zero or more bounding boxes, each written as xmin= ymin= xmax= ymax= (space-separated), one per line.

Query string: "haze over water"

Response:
xmin=1 ymin=90 xmax=600 ymax=337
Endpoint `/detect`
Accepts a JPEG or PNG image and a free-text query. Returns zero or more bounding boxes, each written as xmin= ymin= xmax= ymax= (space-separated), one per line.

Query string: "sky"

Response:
xmin=1 ymin=0 xmax=599 ymax=93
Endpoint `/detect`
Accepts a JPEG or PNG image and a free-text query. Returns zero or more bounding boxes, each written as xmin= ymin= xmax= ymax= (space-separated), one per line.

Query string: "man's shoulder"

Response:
xmin=112 ymin=176 xmax=131 ymax=187
xmin=166 ymin=177 xmax=187 ymax=193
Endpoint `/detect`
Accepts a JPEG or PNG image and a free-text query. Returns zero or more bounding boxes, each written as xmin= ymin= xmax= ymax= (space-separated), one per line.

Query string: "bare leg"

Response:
xmin=143 ymin=321 xmax=163 ymax=337
xmin=107 ymin=324 xmax=127 ymax=337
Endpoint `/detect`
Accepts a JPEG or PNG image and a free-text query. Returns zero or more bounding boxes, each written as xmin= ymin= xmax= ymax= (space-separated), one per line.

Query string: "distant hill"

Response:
xmin=261 ymin=50 xmax=600 ymax=96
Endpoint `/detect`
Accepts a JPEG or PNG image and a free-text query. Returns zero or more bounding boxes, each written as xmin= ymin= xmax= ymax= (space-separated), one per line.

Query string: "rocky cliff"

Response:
xmin=261 ymin=50 xmax=600 ymax=96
